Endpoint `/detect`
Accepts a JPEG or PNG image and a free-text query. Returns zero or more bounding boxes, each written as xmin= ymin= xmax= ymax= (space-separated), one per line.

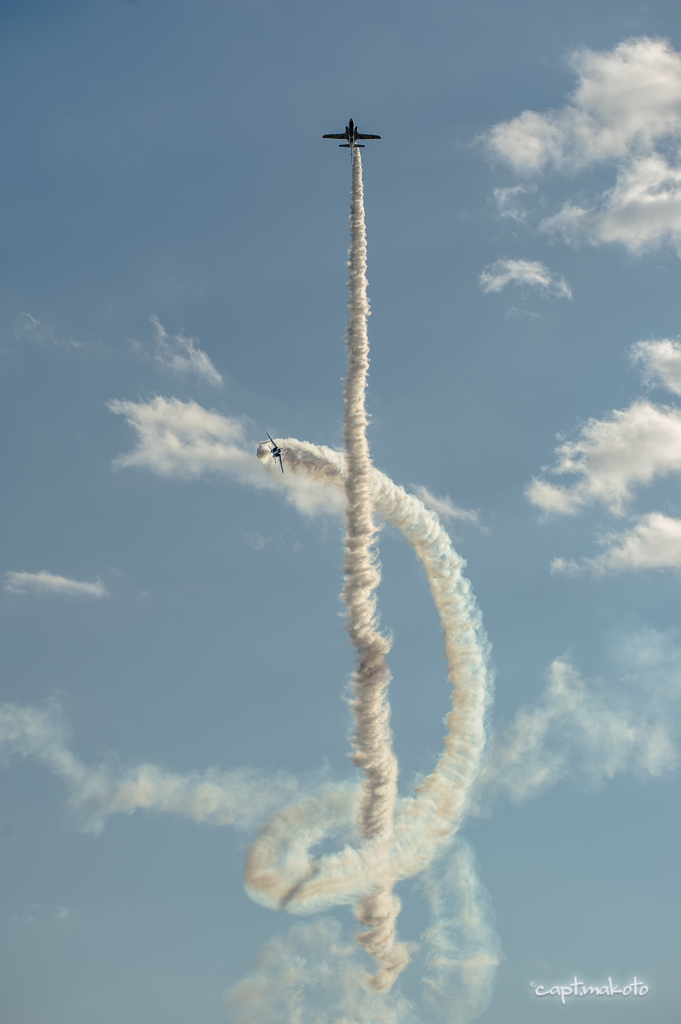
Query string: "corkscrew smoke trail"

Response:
xmin=247 ymin=152 xmax=493 ymax=991
xmin=342 ymin=151 xmax=405 ymax=988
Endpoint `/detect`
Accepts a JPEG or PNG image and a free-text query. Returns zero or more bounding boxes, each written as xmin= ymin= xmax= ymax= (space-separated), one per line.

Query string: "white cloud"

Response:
xmin=486 ymin=38 xmax=681 ymax=174
xmin=527 ymin=401 xmax=681 ymax=515
xmin=243 ymin=531 xmax=271 ymax=550
xmin=130 ymin=316 xmax=223 ymax=386
xmin=476 ymin=627 xmax=681 ymax=807
xmin=553 ymin=512 xmax=681 ymax=574
xmin=492 ymin=184 xmax=537 ymax=222
xmin=16 ymin=312 xmax=45 ymax=341
xmin=533 ymin=342 xmax=681 ymax=570
xmin=4 ymin=571 xmax=108 ymax=598
xmin=541 ymin=153 xmax=681 ymax=252
xmin=633 ymin=337 xmax=681 ymax=395
xmin=12 ymin=902 xmax=72 ymax=924
xmin=108 ymin=396 xmax=250 ymax=478
xmin=504 ymin=306 xmax=541 ymax=321
xmin=479 ymin=258 xmax=571 ymax=298
xmin=549 ymin=557 xmax=580 ymax=575
xmin=485 ymin=38 xmax=681 ymax=253
xmin=411 ymin=486 xmax=480 ymax=525
xmin=15 ymin=312 xmax=83 ymax=351
xmin=108 ymin=396 xmax=343 ymax=515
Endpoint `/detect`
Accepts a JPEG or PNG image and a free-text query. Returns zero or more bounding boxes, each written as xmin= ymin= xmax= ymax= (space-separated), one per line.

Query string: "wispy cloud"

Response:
xmin=15 ymin=903 xmax=73 ymax=923
xmin=130 ymin=316 xmax=223 ymax=386
xmin=15 ymin=312 xmax=83 ymax=351
xmin=476 ymin=627 xmax=681 ymax=807
xmin=224 ymin=917 xmax=417 ymax=1024
xmin=479 ymin=258 xmax=571 ymax=298
xmin=0 ymin=699 xmax=303 ymax=836
xmin=4 ymin=571 xmax=108 ymax=598
xmin=243 ymin=531 xmax=271 ymax=550
xmin=411 ymin=486 xmax=480 ymax=526
xmin=492 ymin=184 xmax=537 ymax=223
xmin=504 ymin=306 xmax=541 ymax=320
xmin=484 ymin=38 xmax=681 ymax=254
xmin=17 ymin=312 xmax=45 ymax=341
xmin=108 ymin=396 xmax=343 ymax=515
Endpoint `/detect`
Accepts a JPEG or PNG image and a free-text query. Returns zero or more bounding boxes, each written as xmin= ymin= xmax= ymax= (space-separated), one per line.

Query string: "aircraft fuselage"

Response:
xmin=322 ymin=118 xmax=381 ymax=150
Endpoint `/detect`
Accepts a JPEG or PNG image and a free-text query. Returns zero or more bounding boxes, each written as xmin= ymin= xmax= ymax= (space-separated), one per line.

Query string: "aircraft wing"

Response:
xmin=323 ymin=133 xmax=346 ymax=139
xmin=357 ymin=133 xmax=381 ymax=139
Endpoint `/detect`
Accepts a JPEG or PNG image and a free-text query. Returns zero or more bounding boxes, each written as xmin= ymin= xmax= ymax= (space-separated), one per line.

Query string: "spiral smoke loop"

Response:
xmin=250 ymin=151 xmax=493 ymax=991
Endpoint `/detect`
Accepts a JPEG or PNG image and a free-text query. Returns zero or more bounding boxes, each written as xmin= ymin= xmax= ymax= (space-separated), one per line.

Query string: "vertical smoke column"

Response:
xmin=343 ymin=151 xmax=409 ymax=990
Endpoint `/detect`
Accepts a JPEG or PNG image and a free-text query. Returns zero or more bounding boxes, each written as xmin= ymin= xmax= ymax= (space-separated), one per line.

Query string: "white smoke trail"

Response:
xmin=341 ymin=151 xmax=406 ymax=989
xmin=225 ymin=845 xmax=499 ymax=1024
xmin=223 ymin=916 xmax=417 ymax=1024
xmin=0 ymin=700 xmax=303 ymax=835
xmin=225 ymin=843 xmax=497 ymax=1019
xmin=473 ymin=626 xmax=681 ymax=811
xmin=420 ymin=842 xmax=501 ymax=1023
xmin=2 ymin=151 xmax=495 ymax=1012
xmin=4 ymin=136 xmax=679 ymax=1024
xmin=246 ymin=440 xmax=492 ymax=959
xmin=243 ymin=153 xmax=493 ymax=993
xmin=0 ymin=694 xmax=501 ymax=1021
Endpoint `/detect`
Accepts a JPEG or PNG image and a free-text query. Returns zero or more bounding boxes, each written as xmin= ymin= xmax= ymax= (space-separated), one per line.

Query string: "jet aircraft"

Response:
xmin=264 ymin=433 xmax=284 ymax=473
xmin=323 ymin=118 xmax=381 ymax=149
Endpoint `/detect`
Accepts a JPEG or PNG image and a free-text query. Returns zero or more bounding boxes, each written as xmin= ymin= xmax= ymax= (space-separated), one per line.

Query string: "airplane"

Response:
xmin=264 ymin=433 xmax=284 ymax=473
xmin=323 ymin=118 xmax=381 ymax=149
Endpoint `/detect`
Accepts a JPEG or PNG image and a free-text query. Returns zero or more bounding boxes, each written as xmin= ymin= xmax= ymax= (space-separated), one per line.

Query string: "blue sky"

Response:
xmin=2 ymin=2 xmax=681 ymax=1022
